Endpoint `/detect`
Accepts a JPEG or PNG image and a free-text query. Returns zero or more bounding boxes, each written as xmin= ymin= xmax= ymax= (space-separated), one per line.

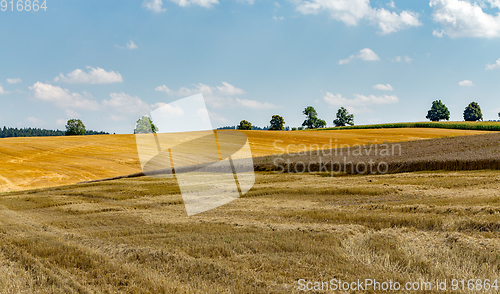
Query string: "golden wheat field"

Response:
xmin=0 ymin=128 xmax=492 ymax=192
xmin=1 ymin=170 xmax=500 ymax=293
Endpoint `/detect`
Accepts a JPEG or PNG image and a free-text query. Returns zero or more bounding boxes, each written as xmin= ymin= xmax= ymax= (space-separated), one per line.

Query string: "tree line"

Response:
xmin=426 ymin=100 xmax=484 ymax=122
xmin=234 ymin=100 xmax=489 ymax=131
xmin=0 ymin=119 xmax=108 ymax=138
xmin=133 ymin=100 xmax=494 ymax=135
xmin=234 ymin=106 xmax=355 ymax=131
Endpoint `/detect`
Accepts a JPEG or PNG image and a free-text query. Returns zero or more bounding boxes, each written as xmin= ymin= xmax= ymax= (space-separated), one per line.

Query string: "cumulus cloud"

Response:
xmin=339 ymin=48 xmax=380 ymax=65
xmin=208 ymin=111 xmax=229 ymax=123
xmin=156 ymin=82 xmax=239 ymax=97
xmin=7 ymin=78 xmax=21 ymax=84
xmin=170 ymin=0 xmax=219 ymax=8
xmin=486 ymin=58 xmax=500 ymax=70
xmin=294 ymin=0 xmax=421 ymax=34
xmin=102 ymin=93 xmax=152 ymax=115
xmin=392 ymin=56 xmax=412 ymax=63
xmin=458 ymin=80 xmax=475 ymax=86
xmin=55 ymin=67 xmax=123 ymax=84
xmin=373 ymin=84 xmax=394 ymax=91
xmin=142 ymin=0 xmax=167 ymax=12
xmin=26 ymin=117 xmax=45 ymax=126
xmin=155 ymin=82 xmax=278 ymax=110
xmin=126 ymin=40 xmax=138 ymax=50
xmin=155 ymin=85 xmax=174 ymax=95
xmin=216 ymin=82 xmax=245 ymax=95
xmin=30 ymin=82 xmax=99 ymax=110
xmin=430 ymin=0 xmax=500 ymax=38
xmin=235 ymin=98 xmax=279 ymax=109
xmin=0 ymin=85 xmax=4 ymax=95
xmin=323 ymin=92 xmax=399 ymax=112
xmin=65 ymin=109 xmax=81 ymax=118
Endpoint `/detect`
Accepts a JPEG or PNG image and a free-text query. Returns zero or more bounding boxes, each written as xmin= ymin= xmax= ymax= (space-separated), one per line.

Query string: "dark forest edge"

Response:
xmin=0 ymin=126 xmax=109 ymax=138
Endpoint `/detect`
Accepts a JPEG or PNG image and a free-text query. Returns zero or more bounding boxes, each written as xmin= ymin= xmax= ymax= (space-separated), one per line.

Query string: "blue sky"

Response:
xmin=1 ymin=0 xmax=500 ymax=133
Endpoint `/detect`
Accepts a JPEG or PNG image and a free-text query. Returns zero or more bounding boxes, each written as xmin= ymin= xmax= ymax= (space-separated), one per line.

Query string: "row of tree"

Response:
xmin=235 ymin=106 xmax=354 ymax=131
xmin=426 ymin=101 xmax=484 ymax=122
xmin=0 ymin=127 xmax=65 ymax=138
xmin=235 ymin=101 xmax=487 ymax=132
xmin=133 ymin=100 xmax=491 ymax=135
xmin=0 ymin=119 xmax=108 ymax=138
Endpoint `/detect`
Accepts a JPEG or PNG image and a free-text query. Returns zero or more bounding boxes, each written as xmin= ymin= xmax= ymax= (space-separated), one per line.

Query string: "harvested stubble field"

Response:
xmin=0 ymin=128 xmax=492 ymax=192
xmin=1 ymin=170 xmax=500 ymax=293
xmin=254 ymin=132 xmax=500 ymax=174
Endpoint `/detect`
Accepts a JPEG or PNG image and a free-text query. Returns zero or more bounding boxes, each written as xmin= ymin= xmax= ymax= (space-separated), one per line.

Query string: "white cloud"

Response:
xmin=155 ymin=82 xmax=242 ymax=97
xmin=430 ymin=0 xmax=500 ymax=38
xmin=65 ymin=109 xmax=81 ymax=118
xmin=154 ymin=82 xmax=278 ymax=110
xmin=126 ymin=40 xmax=138 ymax=50
xmin=386 ymin=0 xmax=395 ymax=8
xmin=155 ymin=85 xmax=174 ymax=95
xmin=102 ymin=93 xmax=152 ymax=115
xmin=294 ymin=0 xmax=421 ymax=34
xmin=208 ymin=111 xmax=229 ymax=123
xmin=216 ymin=82 xmax=245 ymax=95
xmin=142 ymin=0 xmax=166 ymax=12
xmin=488 ymin=0 xmax=500 ymax=9
xmin=273 ymin=16 xmax=285 ymax=21
xmin=108 ymin=115 xmax=126 ymax=122
xmin=151 ymin=103 xmax=185 ymax=123
xmin=55 ymin=66 xmax=123 ymax=84
xmin=486 ymin=58 xmax=500 ymax=70
xmin=26 ymin=117 xmax=45 ymax=126
xmin=391 ymin=55 xmax=412 ymax=63
xmin=170 ymin=0 xmax=219 ymax=8
xmin=235 ymin=98 xmax=279 ymax=109
xmin=370 ymin=8 xmax=421 ymax=34
xmin=458 ymin=80 xmax=475 ymax=86
xmin=339 ymin=48 xmax=379 ymax=65
xmin=6 ymin=78 xmax=21 ymax=84
xmin=30 ymin=82 xmax=99 ymax=110
xmin=323 ymin=92 xmax=399 ymax=109
xmin=56 ymin=119 xmax=66 ymax=126
xmin=0 ymin=85 xmax=4 ymax=95
xmin=373 ymin=83 xmax=394 ymax=91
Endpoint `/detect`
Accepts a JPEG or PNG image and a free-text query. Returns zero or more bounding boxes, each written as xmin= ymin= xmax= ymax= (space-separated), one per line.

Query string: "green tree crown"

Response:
xmin=426 ymin=100 xmax=450 ymax=122
xmin=65 ymin=119 xmax=86 ymax=136
xmin=301 ymin=106 xmax=326 ymax=129
xmin=463 ymin=102 xmax=483 ymax=122
xmin=237 ymin=120 xmax=252 ymax=130
xmin=269 ymin=115 xmax=285 ymax=130
xmin=333 ymin=107 xmax=354 ymax=127
xmin=134 ymin=116 xmax=158 ymax=134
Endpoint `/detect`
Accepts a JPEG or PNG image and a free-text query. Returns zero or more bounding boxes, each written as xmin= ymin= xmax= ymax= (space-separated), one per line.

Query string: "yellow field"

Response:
xmin=0 ymin=128 xmax=492 ymax=192
xmin=1 ymin=170 xmax=500 ymax=292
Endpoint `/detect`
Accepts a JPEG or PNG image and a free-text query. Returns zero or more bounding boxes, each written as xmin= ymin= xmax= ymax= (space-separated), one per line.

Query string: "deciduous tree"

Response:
xmin=269 ymin=115 xmax=285 ymax=130
xmin=463 ymin=102 xmax=483 ymax=122
xmin=134 ymin=116 xmax=158 ymax=134
xmin=65 ymin=119 xmax=86 ymax=136
xmin=426 ymin=100 xmax=450 ymax=122
xmin=333 ymin=107 xmax=354 ymax=127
